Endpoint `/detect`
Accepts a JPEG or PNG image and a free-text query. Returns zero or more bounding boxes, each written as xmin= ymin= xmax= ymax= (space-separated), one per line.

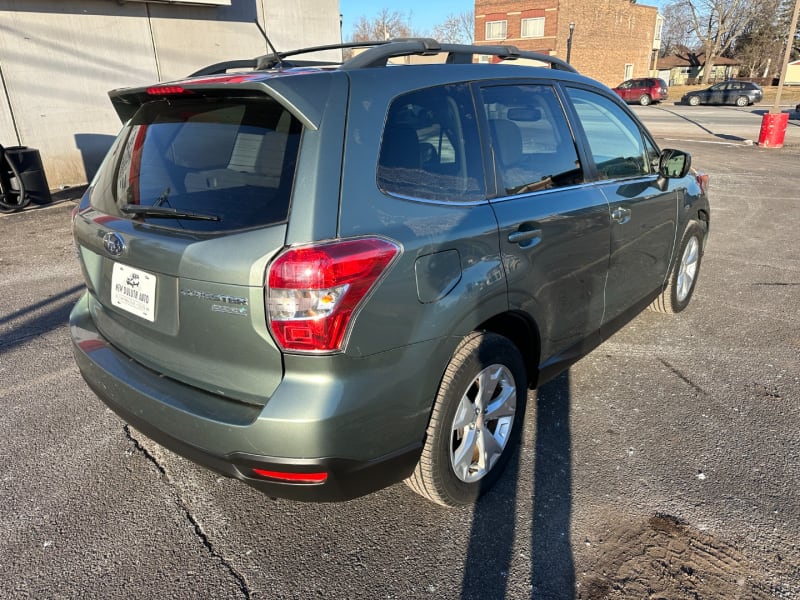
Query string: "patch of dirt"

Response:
xmin=578 ymin=513 xmax=783 ymax=599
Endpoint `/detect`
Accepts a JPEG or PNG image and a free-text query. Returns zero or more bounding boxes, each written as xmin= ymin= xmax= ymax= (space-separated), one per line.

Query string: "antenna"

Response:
xmin=254 ymin=18 xmax=285 ymax=69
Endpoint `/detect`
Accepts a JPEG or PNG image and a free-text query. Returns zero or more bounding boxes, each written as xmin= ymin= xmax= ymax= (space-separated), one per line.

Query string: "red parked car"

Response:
xmin=612 ymin=77 xmax=669 ymax=106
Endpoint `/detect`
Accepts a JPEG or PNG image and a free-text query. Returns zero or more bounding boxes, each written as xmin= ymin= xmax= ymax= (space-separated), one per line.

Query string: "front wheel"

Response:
xmin=688 ymin=96 xmax=700 ymax=106
xmin=649 ymin=222 xmax=704 ymax=314
xmin=405 ymin=332 xmax=527 ymax=506
xmin=639 ymin=94 xmax=652 ymax=106
xmin=735 ymin=96 xmax=749 ymax=107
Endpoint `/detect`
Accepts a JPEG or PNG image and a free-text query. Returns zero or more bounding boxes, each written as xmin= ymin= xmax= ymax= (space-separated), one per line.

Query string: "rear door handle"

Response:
xmin=508 ymin=227 xmax=542 ymax=247
xmin=611 ymin=207 xmax=631 ymax=224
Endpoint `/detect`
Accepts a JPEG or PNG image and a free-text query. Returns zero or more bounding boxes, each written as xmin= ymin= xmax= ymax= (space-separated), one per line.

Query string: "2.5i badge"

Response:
xmin=111 ymin=263 xmax=156 ymax=321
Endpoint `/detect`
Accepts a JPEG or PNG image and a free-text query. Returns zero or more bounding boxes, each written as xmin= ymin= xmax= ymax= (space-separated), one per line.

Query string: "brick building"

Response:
xmin=474 ymin=0 xmax=662 ymax=87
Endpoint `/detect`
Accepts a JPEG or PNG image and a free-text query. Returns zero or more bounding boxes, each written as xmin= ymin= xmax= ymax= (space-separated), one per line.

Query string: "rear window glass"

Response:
xmin=377 ymin=83 xmax=485 ymax=203
xmin=90 ymin=97 xmax=301 ymax=231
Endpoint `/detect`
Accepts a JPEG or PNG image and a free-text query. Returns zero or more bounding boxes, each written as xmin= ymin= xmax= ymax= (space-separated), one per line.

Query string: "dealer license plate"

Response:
xmin=111 ymin=263 xmax=157 ymax=322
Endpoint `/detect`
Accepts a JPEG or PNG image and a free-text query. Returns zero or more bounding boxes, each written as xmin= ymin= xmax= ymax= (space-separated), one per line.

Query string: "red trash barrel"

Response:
xmin=758 ymin=113 xmax=789 ymax=148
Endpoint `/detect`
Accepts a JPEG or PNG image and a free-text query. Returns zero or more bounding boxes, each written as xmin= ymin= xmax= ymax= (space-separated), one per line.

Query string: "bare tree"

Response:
xmin=732 ymin=0 xmax=788 ymax=79
xmin=667 ymin=0 xmax=764 ymax=83
xmin=349 ymin=9 xmax=416 ymax=42
xmin=660 ymin=2 xmax=695 ymax=56
xmin=432 ymin=11 xmax=475 ymax=44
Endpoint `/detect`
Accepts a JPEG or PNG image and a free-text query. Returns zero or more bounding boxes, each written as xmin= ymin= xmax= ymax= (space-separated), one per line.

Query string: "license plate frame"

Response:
xmin=111 ymin=263 xmax=157 ymax=322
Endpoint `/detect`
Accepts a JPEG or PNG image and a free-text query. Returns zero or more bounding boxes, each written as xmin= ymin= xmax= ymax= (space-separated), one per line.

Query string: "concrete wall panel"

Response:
xmin=0 ymin=0 xmax=341 ymax=187
xmin=0 ymin=2 xmax=158 ymax=185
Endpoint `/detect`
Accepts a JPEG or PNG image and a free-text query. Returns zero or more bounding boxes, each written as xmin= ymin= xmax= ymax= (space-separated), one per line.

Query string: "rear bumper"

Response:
xmin=70 ymin=294 xmax=431 ymax=501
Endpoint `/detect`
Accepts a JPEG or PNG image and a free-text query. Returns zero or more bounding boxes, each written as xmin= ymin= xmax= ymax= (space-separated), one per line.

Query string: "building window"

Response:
xmin=521 ymin=17 xmax=545 ymax=38
xmin=654 ymin=16 xmax=664 ymax=47
xmin=485 ymin=20 xmax=507 ymax=41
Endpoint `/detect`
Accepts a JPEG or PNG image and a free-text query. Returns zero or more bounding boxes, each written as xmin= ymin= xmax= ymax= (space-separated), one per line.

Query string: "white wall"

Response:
xmin=0 ymin=0 xmax=342 ymax=187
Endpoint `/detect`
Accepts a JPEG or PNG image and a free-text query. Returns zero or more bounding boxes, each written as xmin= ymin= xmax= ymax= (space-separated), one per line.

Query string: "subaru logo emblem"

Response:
xmin=103 ymin=232 xmax=125 ymax=257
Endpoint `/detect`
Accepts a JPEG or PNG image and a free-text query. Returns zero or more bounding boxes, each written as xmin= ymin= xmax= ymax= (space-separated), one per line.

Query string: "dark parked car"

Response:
xmin=682 ymin=80 xmax=763 ymax=106
xmin=612 ymin=77 xmax=669 ymax=105
xmin=70 ymin=39 xmax=710 ymax=507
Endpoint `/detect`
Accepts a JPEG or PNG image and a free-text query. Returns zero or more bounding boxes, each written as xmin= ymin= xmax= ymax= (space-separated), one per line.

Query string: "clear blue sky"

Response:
xmin=338 ymin=1 xmax=472 ymax=37
xmin=339 ymin=0 xmax=670 ymax=39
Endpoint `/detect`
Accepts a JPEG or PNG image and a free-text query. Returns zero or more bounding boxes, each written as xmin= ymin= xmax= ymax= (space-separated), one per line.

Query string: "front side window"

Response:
xmin=485 ymin=20 xmax=507 ymax=40
xmin=92 ymin=96 xmax=301 ymax=231
xmin=378 ymin=84 xmax=485 ymax=202
xmin=566 ymin=87 xmax=650 ymax=180
xmin=480 ymin=84 xmax=582 ymax=196
xmin=521 ymin=17 xmax=545 ymax=38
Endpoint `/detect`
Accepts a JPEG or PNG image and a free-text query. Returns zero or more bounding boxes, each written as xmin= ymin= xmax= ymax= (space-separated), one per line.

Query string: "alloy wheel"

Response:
xmin=449 ymin=364 xmax=517 ymax=483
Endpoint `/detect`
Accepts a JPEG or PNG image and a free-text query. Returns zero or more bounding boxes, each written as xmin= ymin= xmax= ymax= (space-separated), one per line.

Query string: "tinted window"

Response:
xmin=378 ymin=84 xmax=485 ymax=202
xmin=566 ymin=87 xmax=650 ymax=180
xmin=480 ymin=84 xmax=582 ymax=195
xmin=91 ymin=97 xmax=301 ymax=231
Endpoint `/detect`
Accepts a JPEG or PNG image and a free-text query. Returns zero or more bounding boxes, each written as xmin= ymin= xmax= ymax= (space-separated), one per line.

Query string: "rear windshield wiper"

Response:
xmin=121 ymin=204 xmax=220 ymax=222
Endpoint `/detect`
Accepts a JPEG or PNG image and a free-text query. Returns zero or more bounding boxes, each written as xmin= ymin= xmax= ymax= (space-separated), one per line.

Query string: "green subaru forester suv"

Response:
xmin=70 ymin=40 xmax=709 ymax=506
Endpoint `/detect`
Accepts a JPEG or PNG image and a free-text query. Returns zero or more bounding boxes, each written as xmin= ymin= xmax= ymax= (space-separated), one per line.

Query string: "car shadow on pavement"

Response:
xmin=0 ymin=284 xmax=83 ymax=355
xmin=654 ymin=106 xmax=750 ymax=142
xmin=461 ymin=371 xmax=575 ymax=599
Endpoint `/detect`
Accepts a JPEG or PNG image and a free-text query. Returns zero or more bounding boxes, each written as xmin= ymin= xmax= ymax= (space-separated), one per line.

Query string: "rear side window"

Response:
xmin=91 ymin=97 xmax=301 ymax=231
xmin=378 ymin=84 xmax=485 ymax=203
xmin=480 ymin=84 xmax=583 ymax=195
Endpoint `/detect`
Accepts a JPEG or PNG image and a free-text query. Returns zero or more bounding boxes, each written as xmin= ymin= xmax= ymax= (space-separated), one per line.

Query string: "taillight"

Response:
xmin=266 ymin=237 xmax=400 ymax=353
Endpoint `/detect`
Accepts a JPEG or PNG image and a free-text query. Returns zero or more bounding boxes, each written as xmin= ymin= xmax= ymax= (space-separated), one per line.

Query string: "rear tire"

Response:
xmin=649 ymin=222 xmax=704 ymax=314
xmin=639 ymin=94 xmax=652 ymax=106
xmin=406 ymin=332 xmax=527 ymax=506
xmin=735 ymin=96 xmax=749 ymax=107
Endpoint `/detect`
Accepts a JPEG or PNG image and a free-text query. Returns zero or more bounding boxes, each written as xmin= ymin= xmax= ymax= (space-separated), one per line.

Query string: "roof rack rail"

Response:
xmin=189 ymin=41 xmax=383 ymax=76
xmin=341 ymin=39 xmax=575 ymax=72
xmin=191 ymin=58 xmax=259 ymax=77
xmin=189 ymin=38 xmax=577 ymax=78
xmin=255 ymin=41 xmax=386 ymax=70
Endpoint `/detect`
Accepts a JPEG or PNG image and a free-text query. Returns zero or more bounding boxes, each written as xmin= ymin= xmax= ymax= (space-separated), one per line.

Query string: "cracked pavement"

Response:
xmin=1 ymin=133 xmax=799 ymax=598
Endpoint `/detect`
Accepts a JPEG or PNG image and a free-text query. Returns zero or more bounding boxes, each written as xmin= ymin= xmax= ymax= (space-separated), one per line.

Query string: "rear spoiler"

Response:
xmin=108 ymin=72 xmax=342 ymax=131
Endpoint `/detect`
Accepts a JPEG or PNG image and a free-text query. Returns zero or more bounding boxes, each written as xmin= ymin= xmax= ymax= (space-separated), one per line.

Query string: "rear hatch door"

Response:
xmin=74 ymin=84 xmax=316 ymax=405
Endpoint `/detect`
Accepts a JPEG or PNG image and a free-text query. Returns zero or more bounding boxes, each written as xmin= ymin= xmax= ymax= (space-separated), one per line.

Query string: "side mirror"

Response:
xmin=658 ymin=149 xmax=692 ymax=178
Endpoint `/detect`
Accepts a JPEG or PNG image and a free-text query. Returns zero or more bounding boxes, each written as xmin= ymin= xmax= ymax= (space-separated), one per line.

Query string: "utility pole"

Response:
xmin=758 ymin=0 xmax=800 ymax=148
xmin=772 ymin=0 xmax=800 ymax=114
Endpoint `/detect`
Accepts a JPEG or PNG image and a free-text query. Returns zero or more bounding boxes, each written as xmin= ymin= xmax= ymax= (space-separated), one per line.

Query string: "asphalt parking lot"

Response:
xmin=1 ymin=112 xmax=799 ymax=599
